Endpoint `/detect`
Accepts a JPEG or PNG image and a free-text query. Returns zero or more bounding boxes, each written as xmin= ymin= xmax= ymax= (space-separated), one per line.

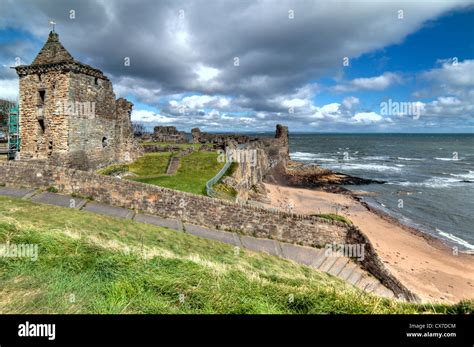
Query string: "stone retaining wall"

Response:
xmin=0 ymin=162 xmax=347 ymax=247
xmin=0 ymin=161 xmax=418 ymax=301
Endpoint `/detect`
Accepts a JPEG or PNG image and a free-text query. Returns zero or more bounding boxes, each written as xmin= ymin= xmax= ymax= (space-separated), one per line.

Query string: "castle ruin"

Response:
xmin=152 ymin=126 xmax=187 ymax=143
xmin=14 ymin=31 xmax=141 ymax=170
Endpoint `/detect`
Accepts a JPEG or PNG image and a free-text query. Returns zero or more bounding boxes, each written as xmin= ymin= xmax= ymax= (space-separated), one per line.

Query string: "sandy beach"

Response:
xmin=264 ymin=183 xmax=474 ymax=304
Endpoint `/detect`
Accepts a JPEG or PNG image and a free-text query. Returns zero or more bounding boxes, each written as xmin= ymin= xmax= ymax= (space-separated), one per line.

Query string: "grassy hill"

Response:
xmin=99 ymin=151 xmax=224 ymax=195
xmin=0 ymin=196 xmax=471 ymax=314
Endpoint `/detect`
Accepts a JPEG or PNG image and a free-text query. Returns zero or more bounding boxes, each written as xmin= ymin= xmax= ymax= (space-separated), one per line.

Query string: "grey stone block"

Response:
xmin=83 ymin=202 xmax=134 ymax=219
xmin=31 ymin=192 xmax=85 ymax=209
xmin=327 ymin=257 xmax=350 ymax=276
xmin=318 ymin=256 xmax=339 ymax=272
xmin=0 ymin=187 xmax=36 ymax=199
xmin=347 ymin=270 xmax=363 ymax=286
xmin=280 ymin=242 xmax=326 ymax=267
xmin=134 ymin=213 xmax=182 ymax=231
xmin=184 ymin=223 xmax=242 ymax=247
xmin=240 ymin=236 xmax=281 ymax=256
xmin=337 ymin=261 xmax=358 ymax=281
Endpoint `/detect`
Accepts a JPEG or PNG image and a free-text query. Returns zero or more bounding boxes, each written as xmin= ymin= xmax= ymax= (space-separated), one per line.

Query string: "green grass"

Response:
xmin=0 ymin=196 xmax=471 ymax=314
xmin=128 ymin=152 xmax=172 ymax=177
xmin=314 ymin=213 xmax=353 ymax=225
xmin=128 ymin=152 xmax=224 ymax=195
xmin=212 ymin=183 xmax=238 ymax=200
xmin=211 ymin=162 xmax=239 ymax=200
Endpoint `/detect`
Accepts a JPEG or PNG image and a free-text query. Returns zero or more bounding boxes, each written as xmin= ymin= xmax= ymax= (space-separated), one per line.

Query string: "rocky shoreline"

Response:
xmin=265 ymin=160 xmax=384 ymax=194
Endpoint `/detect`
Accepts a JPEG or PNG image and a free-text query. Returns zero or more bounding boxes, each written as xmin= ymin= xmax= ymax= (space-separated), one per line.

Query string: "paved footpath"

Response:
xmin=0 ymin=186 xmax=397 ymax=300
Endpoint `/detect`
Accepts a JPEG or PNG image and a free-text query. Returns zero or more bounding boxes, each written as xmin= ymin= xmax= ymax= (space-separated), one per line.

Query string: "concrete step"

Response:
xmin=0 ymin=187 xmax=36 ymax=199
xmin=134 ymin=213 xmax=183 ymax=231
xmin=327 ymin=257 xmax=350 ymax=277
xmin=356 ymin=275 xmax=380 ymax=293
xmin=31 ymin=192 xmax=86 ymax=209
xmin=310 ymin=249 xmax=329 ymax=268
xmin=166 ymin=157 xmax=180 ymax=175
xmin=82 ymin=201 xmax=135 ymax=219
xmin=337 ymin=261 xmax=358 ymax=281
xmin=373 ymin=283 xmax=396 ymax=299
xmin=280 ymin=243 xmax=322 ymax=267
xmin=317 ymin=255 xmax=339 ymax=272
xmin=346 ymin=269 xmax=364 ymax=286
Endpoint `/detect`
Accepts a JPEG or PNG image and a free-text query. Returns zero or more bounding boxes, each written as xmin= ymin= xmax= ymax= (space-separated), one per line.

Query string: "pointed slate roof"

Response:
xmin=31 ymin=31 xmax=74 ymax=65
xmin=14 ymin=31 xmax=108 ymax=80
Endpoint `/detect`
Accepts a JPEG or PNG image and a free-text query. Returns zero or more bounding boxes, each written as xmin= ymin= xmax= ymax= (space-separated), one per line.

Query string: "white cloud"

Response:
xmin=0 ymin=79 xmax=19 ymax=101
xmin=169 ymin=94 xmax=231 ymax=111
xmin=131 ymin=109 xmax=178 ymax=123
xmin=423 ymin=59 xmax=474 ymax=88
xmin=353 ymin=112 xmax=383 ymax=123
xmin=312 ymin=103 xmax=343 ymax=120
xmin=195 ymin=65 xmax=220 ymax=82
xmin=333 ymin=72 xmax=402 ymax=92
xmin=413 ymin=59 xmax=474 ymax=118
xmin=342 ymin=96 xmax=360 ymax=109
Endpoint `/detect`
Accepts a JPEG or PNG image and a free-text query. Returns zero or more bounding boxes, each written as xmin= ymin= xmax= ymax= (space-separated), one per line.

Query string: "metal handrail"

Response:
xmin=206 ymin=158 xmax=232 ymax=198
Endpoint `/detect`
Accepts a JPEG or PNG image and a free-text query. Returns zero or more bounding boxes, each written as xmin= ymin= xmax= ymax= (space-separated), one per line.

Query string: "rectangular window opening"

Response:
xmin=38 ymin=90 xmax=46 ymax=105
xmin=38 ymin=119 xmax=45 ymax=133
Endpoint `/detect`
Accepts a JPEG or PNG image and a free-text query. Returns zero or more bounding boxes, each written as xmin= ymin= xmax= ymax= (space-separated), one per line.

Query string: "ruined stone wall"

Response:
xmin=226 ymin=125 xmax=290 ymax=201
xmin=115 ymin=98 xmax=142 ymax=163
xmin=191 ymin=128 xmax=254 ymax=147
xmin=66 ymin=72 xmax=119 ymax=169
xmin=0 ymin=161 xmax=347 ymax=248
xmin=17 ymin=69 xmax=141 ymax=170
xmin=18 ymin=71 xmax=70 ymax=160
xmin=152 ymin=126 xmax=187 ymax=143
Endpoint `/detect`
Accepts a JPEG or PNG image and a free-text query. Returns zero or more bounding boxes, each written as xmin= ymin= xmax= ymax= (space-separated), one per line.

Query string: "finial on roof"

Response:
xmin=49 ymin=20 xmax=56 ymax=32
xmin=31 ymin=29 xmax=74 ymax=65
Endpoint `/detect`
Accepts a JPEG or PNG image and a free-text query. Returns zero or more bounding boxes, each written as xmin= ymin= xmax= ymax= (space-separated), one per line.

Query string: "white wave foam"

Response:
xmin=325 ymin=163 xmax=402 ymax=172
xmin=290 ymin=152 xmax=320 ymax=161
xmin=316 ymin=158 xmax=338 ymax=162
xmin=397 ymin=157 xmax=424 ymax=161
xmin=290 ymin=152 xmax=338 ymax=162
xmin=390 ymin=177 xmax=464 ymax=188
xmin=434 ymin=157 xmax=462 ymax=161
xmin=436 ymin=229 xmax=474 ymax=250
xmin=450 ymin=170 xmax=474 ymax=180
xmin=362 ymin=156 xmax=390 ymax=161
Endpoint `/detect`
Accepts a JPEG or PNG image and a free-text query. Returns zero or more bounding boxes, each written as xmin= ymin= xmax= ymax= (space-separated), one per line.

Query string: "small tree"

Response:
xmin=132 ymin=122 xmax=146 ymax=137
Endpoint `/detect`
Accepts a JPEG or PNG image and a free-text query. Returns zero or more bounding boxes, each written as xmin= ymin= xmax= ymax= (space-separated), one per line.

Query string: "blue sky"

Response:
xmin=1 ymin=0 xmax=473 ymax=132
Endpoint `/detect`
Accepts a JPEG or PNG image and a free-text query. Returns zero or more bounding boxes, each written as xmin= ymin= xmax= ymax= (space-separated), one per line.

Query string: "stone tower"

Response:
xmin=14 ymin=31 xmax=141 ymax=170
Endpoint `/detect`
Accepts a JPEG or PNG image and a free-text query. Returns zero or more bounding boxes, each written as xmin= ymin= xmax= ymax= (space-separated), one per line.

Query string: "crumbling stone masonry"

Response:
xmin=152 ymin=126 xmax=187 ymax=143
xmin=191 ymin=127 xmax=254 ymax=148
xmin=14 ymin=31 xmax=141 ymax=170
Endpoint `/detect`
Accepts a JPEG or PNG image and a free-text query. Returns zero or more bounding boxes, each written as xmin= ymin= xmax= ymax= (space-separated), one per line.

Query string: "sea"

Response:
xmin=286 ymin=133 xmax=474 ymax=252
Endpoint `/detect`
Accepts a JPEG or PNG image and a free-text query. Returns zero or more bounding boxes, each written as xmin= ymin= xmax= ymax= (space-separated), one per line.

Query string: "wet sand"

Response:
xmin=264 ymin=183 xmax=474 ymax=304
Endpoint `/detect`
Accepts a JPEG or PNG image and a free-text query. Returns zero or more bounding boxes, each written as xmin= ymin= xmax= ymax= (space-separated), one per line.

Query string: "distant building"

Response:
xmin=14 ymin=31 xmax=141 ymax=170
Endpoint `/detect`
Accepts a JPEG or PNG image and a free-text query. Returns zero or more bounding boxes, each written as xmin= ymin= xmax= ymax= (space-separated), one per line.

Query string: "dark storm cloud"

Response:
xmin=1 ymin=0 xmax=473 ymax=130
